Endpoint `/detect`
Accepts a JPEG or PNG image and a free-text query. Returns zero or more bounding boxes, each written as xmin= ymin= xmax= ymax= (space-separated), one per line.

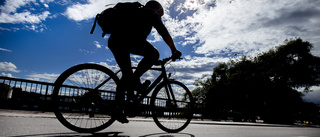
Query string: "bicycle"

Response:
xmin=52 ymin=57 xmax=194 ymax=133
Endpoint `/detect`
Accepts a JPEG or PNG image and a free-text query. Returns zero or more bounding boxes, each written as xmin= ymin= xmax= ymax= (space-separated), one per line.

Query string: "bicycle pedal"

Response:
xmin=136 ymin=80 xmax=151 ymax=95
xmin=142 ymin=80 xmax=151 ymax=88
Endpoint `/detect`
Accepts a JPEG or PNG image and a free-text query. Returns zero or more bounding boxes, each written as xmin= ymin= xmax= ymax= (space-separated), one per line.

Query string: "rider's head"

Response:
xmin=145 ymin=0 xmax=164 ymax=17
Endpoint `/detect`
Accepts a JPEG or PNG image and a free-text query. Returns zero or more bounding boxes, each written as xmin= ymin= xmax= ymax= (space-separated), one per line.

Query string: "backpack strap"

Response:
xmin=90 ymin=14 xmax=99 ymax=35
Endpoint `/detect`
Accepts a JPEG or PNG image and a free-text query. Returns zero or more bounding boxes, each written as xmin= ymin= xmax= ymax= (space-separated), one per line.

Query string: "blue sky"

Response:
xmin=1 ymin=0 xmax=320 ymax=104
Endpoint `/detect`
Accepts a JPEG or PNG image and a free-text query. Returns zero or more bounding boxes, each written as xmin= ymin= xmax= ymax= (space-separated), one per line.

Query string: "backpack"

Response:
xmin=90 ymin=2 xmax=144 ymax=37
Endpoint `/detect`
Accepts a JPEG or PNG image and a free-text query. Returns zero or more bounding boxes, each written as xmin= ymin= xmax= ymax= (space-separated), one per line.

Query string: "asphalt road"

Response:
xmin=0 ymin=110 xmax=320 ymax=137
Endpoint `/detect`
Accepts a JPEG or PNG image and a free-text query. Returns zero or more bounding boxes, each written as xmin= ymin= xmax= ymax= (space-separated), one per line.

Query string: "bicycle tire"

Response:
xmin=52 ymin=63 xmax=119 ymax=133
xmin=151 ymin=80 xmax=194 ymax=133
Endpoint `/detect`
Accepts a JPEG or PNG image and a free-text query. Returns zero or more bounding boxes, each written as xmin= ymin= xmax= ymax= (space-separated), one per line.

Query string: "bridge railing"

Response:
xmin=0 ymin=76 xmax=148 ymax=112
xmin=0 ymin=76 xmax=56 ymax=110
xmin=0 ymin=76 xmax=202 ymax=118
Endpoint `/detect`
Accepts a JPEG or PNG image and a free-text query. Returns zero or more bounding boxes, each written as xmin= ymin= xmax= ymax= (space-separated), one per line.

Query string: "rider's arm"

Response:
xmin=151 ymin=12 xmax=177 ymax=53
xmin=150 ymin=9 xmax=180 ymax=58
xmin=163 ymin=35 xmax=177 ymax=53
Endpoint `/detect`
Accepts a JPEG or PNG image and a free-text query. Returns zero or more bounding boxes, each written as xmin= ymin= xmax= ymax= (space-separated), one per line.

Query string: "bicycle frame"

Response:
xmin=90 ymin=57 xmax=178 ymax=109
xmin=114 ymin=60 xmax=173 ymax=104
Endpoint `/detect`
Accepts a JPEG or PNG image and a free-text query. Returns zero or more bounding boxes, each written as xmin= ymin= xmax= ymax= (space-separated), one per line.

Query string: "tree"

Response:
xmin=192 ymin=38 xmax=320 ymax=123
xmin=255 ymin=38 xmax=320 ymax=91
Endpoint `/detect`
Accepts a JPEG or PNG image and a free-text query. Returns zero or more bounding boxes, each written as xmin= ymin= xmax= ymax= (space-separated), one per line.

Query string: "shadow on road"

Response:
xmin=10 ymin=132 xmax=128 ymax=137
xmin=140 ymin=132 xmax=195 ymax=137
xmin=9 ymin=132 xmax=195 ymax=137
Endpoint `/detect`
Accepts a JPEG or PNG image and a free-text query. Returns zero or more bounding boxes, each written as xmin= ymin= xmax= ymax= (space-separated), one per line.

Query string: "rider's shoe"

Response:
xmin=125 ymin=102 xmax=139 ymax=118
xmin=116 ymin=114 xmax=129 ymax=124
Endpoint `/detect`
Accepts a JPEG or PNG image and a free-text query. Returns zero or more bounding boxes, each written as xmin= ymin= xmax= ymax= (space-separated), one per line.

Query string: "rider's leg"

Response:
xmin=131 ymin=41 xmax=160 ymax=79
xmin=108 ymin=37 xmax=134 ymax=81
xmin=108 ymin=37 xmax=131 ymax=123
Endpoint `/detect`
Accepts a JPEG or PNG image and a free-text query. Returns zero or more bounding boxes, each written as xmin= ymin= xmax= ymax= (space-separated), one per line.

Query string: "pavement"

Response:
xmin=0 ymin=109 xmax=319 ymax=128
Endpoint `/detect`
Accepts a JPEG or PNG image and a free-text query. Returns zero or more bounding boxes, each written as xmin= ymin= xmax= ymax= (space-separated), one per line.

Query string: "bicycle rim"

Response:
xmin=52 ymin=63 xmax=119 ymax=133
xmin=151 ymin=80 xmax=194 ymax=133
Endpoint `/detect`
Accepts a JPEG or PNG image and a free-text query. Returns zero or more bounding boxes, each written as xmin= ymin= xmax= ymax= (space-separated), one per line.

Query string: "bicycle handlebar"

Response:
xmin=155 ymin=56 xmax=182 ymax=66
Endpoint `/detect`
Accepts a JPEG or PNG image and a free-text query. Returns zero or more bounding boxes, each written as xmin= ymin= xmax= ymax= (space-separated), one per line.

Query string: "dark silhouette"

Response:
xmin=0 ymin=83 xmax=11 ymax=100
xmin=51 ymin=57 xmax=193 ymax=133
xmin=106 ymin=1 xmax=182 ymax=123
xmin=192 ymin=38 xmax=320 ymax=124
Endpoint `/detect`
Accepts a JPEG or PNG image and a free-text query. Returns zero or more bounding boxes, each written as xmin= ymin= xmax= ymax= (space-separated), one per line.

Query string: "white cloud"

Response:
xmin=97 ymin=62 xmax=120 ymax=73
xmin=64 ymin=0 xmax=112 ymax=21
xmin=0 ymin=48 xmax=12 ymax=52
xmin=0 ymin=27 xmax=20 ymax=31
xmin=164 ymin=0 xmax=320 ymax=56
xmin=63 ymin=0 xmax=152 ymax=21
xmin=167 ymin=56 xmax=229 ymax=90
xmin=23 ymin=23 xmax=47 ymax=32
xmin=56 ymin=0 xmax=69 ymax=6
xmin=43 ymin=3 xmax=49 ymax=8
xmin=0 ymin=27 xmax=12 ymax=31
xmin=0 ymin=0 xmax=53 ymax=32
xmin=26 ymin=73 xmax=59 ymax=83
xmin=0 ymin=62 xmax=20 ymax=73
xmin=94 ymin=41 xmax=102 ymax=48
xmin=1 ymin=72 xmax=13 ymax=77
xmin=0 ymin=11 xmax=51 ymax=24
xmin=0 ymin=0 xmax=36 ymax=13
xmin=71 ymin=0 xmax=319 ymax=57
xmin=79 ymin=49 xmax=95 ymax=54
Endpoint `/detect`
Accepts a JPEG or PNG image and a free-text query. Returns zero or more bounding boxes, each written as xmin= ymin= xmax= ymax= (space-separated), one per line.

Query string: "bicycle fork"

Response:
xmin=164 ymin=83 xmax=178 ymax=108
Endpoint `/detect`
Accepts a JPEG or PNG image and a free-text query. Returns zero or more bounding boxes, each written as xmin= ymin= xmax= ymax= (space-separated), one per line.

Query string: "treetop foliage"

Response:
xmin=192 ymin=38 xmax=320 ymax=123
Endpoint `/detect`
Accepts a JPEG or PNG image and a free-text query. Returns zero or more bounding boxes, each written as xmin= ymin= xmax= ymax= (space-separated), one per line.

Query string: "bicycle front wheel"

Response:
xmin=151 ymin=80 xmax=194 ymax=133
xmin=52 ymin=63 xmax=119 ymax=133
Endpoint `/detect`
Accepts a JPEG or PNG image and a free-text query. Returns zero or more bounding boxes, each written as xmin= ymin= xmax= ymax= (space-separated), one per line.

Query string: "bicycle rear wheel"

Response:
xmin=151 ymin=80 xmax=194 ymax=133
xmin=52 ymin=63 xmax=119 ymax=133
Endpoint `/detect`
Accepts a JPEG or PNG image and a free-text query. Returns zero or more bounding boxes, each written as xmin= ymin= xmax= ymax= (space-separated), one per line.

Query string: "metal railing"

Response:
xmin=0 ymin=76 xmax=56 ymax=110
xmin=0 ymin=76 xmax=155 ymax=115
xmin=0 ymin=76 xmax=201 ymax=118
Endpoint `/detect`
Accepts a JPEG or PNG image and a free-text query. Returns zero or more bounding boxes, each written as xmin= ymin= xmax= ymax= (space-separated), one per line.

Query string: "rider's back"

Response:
xmin=112 ymin=8 xmax=168 ymax=41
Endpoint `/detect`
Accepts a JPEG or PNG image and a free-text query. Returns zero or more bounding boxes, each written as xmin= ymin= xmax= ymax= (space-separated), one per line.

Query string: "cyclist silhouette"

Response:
xmin=108 ymin=1 xmax=181 ymax=123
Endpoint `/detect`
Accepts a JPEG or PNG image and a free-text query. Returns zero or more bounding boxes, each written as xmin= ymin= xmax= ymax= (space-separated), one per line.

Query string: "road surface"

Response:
xmin=0 ymin=110 xmax=319 ymax=137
